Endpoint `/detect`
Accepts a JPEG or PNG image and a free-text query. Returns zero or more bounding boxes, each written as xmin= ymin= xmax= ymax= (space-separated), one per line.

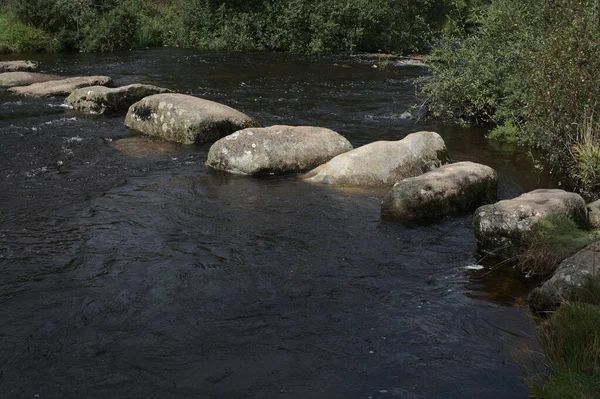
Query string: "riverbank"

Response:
xmin=0 ymin=0 xmax=457 ymax=55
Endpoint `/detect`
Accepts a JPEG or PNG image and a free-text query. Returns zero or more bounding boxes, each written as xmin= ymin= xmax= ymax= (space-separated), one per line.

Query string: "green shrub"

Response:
xmin=419 ymin=0 xmax=600 ymax=193
xmin=166 ymin=0 xmax=455 ymax=54
xmin=0 ymin=11 xmax=50 ymax=53
xmin=487 ymin=119 xmax=522 ymax=144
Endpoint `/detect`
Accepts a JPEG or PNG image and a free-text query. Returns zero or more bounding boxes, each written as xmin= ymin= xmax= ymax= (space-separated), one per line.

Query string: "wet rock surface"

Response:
xmin=0 ymin=60 xmax=38 ymax=72
xmin=206 ymin=125 xmax=353 ymax=175
xmin=473 ymin=189 xmax=588 ymax=259
xmin=0 ymin=72 xmax=63 ymax=88
xmin=529 ymin=241 xmax=600 ymax=314
xmin=66 ymin=84 xmax=171 ymax=115
xmin=8 ymin=76 xmax=113 ymax=97
xmin=382 ymin=161 xmax=498 ymax=221
xmin=125 ymin=93 xmax=260 ymax=144
xmin=303 ymin=131 xmax=449 ymax=187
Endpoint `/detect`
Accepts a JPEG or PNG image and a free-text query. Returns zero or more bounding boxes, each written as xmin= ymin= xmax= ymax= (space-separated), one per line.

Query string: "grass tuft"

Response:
xmin=518 ymin=215 xmax=600 ymax=278
xmin=533 ymin=302 xmax=600 ymax=398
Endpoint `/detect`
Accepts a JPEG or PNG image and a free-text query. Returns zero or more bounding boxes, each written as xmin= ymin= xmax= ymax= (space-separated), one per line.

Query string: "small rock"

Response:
xmin=66 ymin=84 xmax=171 ymax=115
xmin=587 ymin=199 xmax=600 ymax=229
xmin=0 ymin=60 xmax=38 ymax=72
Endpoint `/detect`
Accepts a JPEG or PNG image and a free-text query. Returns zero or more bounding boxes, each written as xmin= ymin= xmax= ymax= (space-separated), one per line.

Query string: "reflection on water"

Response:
xmin=0 ymin=49 xmax=546 ymax=399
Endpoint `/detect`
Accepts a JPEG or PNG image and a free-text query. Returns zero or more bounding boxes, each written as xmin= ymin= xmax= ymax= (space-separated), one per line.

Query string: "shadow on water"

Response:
xmin=0 ymin=49 xmax=548 ymax=398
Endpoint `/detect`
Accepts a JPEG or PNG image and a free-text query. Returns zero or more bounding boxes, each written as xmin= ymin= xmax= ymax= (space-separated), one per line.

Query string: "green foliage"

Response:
xmin=572 ymin=112 xmax=600 ymax=195
xmin=3 ymin=0 xmax=493 ymax=55
xmin=533 ymin=303 xmax=600 ymax=398
xmin=518 ymin=215 xmax=599 ymax=277
xmin=0 ymin=11 xmax=50 ymax=53
xmin=419 ymin=0 xmax=600 ymax=193
xmin=8 ymin=0 xmax=169 ymax=52
xmin=487 ymin=119 xmax=522 ymax=144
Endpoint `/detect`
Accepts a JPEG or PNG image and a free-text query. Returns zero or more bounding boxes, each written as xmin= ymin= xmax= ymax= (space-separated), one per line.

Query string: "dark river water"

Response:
xmin=0 ymin=49 xmax=551 ymax=398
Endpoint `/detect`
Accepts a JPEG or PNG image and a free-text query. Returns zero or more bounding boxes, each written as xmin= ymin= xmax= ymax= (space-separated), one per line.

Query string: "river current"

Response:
xmin=0 ymin=49 xmax=551 ymax=398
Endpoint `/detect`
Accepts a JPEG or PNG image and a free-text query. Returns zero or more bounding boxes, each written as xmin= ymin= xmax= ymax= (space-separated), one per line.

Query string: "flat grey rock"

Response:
xmin=303 ymin=131 xmax=449 ymax=187
xmin=0 ymin=60 xmax=38 ymax=72
xmin=8 ymin=76 xmax=112 ymax=97
xmin=382 ymin=161 xmax=498 ymax=221
xmin=206 ymin=125 xmax=353 ymax=175
xmin=66 ymin=84 xmax=171 ymax=114
xmin=0 ymin=72 xmax=63 ymax=88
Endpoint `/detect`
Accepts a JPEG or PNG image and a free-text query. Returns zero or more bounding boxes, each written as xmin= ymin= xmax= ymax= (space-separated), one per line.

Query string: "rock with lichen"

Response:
xmin=382 ymin=161 xmax=498 ymax=221
xmin=303 ymin=131 xmax=449 ymax=187
xmin=66 ymin=84 xmax=171 ymax=115
xmin=206 ymin=125 xmax=353 ymax=175
xmin=473 ymin=189 xmax=588 ymax=259
xmin=124 ymin=93 xmax=260 ymax=145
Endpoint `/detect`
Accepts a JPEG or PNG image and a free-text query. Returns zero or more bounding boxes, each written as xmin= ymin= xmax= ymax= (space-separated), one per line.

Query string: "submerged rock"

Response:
xmin=8 ymin=76 xmax=112 ymax=97
xmin=112 ymin=137 xmax=179 ymax=158
xmin=0 ymin=60 xmax=38 ymax=73
xmin=303 ymin=131 xmax=448 ymax=187
xmin=382 ymin=161 xmax=498 ymax=221
xmin=473 ymin=189 xmax=587 ymax=259
xmin=529 ymin=241 xmax=600 ymax=314
xmin=124 ymin=93 xmax=259 ymax=145
xmin=206 ymin=125 xmax=353 ymax=175
xmin=66 ymin=84 xmax=171 ymax=115
xmin=0 ymin=72 xmax=63 ymax=88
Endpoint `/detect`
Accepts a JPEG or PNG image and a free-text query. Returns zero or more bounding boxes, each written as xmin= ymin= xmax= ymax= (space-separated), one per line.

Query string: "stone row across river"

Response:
xmin=3 ymin=59 xmax=597 ymax=318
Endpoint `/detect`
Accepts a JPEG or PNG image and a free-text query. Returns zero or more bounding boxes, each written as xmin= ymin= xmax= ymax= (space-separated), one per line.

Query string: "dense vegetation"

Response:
xmin=0 ymin=0 xmax=474 ymax=54
xmin=419 ymin=0 xmax=600 ymax=196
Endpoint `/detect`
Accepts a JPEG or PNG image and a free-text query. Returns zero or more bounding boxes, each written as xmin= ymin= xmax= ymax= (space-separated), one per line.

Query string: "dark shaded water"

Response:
xmin=0 ymin=50 xmax=550 ymax=398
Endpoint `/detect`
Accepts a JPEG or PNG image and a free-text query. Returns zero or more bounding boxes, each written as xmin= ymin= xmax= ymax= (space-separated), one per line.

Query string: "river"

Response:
xmin=0 ymin=49 xmax=550 ymax=398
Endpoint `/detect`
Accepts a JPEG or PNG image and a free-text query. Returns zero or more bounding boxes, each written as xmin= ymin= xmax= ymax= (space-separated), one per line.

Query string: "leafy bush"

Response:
xmin=419 ymin=0 xmax=600 ymax=193
xmin=0 ymin=12 xmax=50 ymax=53
xmin=166 ymin=0 xmax=455 ymax=54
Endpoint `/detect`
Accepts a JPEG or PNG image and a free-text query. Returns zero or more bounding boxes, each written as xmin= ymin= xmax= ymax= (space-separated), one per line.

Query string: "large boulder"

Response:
xmin=206 ymin=125 xmax=353 ymax=175
xmin=0 ymin=60 xmax=38 ymax=72
xmin=8 ymin=76 xmax=112 ymax=97
xmin=66 ymin=84 xmax=171 ymax=115
xmin=0 ymin=72 xmax=63 ymax=88
xmin=381 ymin=161 xmax=498 ymax=221
xmin=529 ymin=241 xmax=600 ymax=314
xmin=473 ymin=189 xmax=588 ymax=259
xmin=124 ymin=93 xmax=259 ymax=145
xmin=303 ymin=131 xmax=449 ymax=187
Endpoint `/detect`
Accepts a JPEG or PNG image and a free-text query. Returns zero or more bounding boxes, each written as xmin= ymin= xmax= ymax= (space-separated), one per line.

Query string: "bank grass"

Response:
xmin=518 ymin=215 xmax=600 ymax=278
xmin=532 ymin=302 xmax=600 ymax=398
xmin=0 ymin=10 xmax=50 ymax=53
